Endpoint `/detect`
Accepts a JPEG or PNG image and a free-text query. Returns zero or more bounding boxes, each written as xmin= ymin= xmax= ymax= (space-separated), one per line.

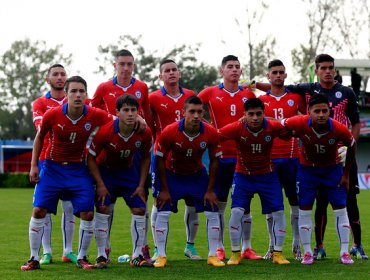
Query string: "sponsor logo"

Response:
xmin=216 ymin=96 xmax=224 ymax=102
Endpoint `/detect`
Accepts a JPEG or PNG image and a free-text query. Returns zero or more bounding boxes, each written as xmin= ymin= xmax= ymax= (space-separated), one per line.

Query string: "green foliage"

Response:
xmin=0 ymin=173 xmax=33 ymax=188
xmin=95 ymin=35 xmax=219 ymax=93
xmin=0 ymin=38 xmax=72 ymax=139
xmin=1 ymin=188 xmax=369 ymax=279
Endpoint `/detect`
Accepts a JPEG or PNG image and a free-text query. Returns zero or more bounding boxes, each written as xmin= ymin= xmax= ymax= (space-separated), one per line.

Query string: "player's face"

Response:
xmin=220 ymin=60 xmax=242 ymax=83
xmin=114 ymin=56 xmax=135 ymax=79
xmin=309 ymin=103 xmax=330 ymax=126
xmin=245 ymin=107 xmax=264 ymax=131
xmin=159 ymin=62 xmax=181 ymax=86
xmin=267 ymin=66 xmax=287 ymax=87
xmin=315 ymin=62 xmax=335 ymax=84
xmin=67 ymin=82 xmax=87 ymax=108
xmin=184 ymin=104 xmax=204 ymax=128
xmin=46 ymin=67 xmax=67 ymax=90
xmin=117 ymin=104 xmax=138 ymax=126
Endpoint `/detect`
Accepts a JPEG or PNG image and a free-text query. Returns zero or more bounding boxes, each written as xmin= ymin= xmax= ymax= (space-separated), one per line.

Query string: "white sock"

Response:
xmin=290 ymin=206 xmax=300 ymax=247
xmin=143 ymin=206 xmax=149 ymax=247
xmin=241 ymin=213 xmax=252 ymax=251
xmin=266 ymin=213 xmax=273 ymax=247
xmin=29 ymin=217 xmax=45 ymax=261
xmin=184 ymin=205 xmax=199 ymax=244
xmin=204 ymin=211 xmax=220 ymax=256
xmin=94 ymin=212 xmax=109 ymax=258
xmin=272 ymin=210 xmax=286 ymax=251
xmin=61 ymin=200 xmax=75 ymax=254
xmin=151 ymin=204 xmax=158 ymax=248
xmin=334 ymin=208 xmax=350 ymax=255
xmin=131 ymin=215 xmax=146 ymax=258
xmin=42 ymin=213 xmax=52 ymax=255
xmin=229 ymin=207 xmax=244 ymax=251
xmin=78 ymin=219 xmax=94 ymax=259
xmin=217 ymin=201 xmax=227 ymax=249
xmin=155 ymin=211 xmax=171 ymax=257
xmin=105 ymin=203 xmax=115 ymax=250
xmin=299 ymin=209 xmax=313 ymax=255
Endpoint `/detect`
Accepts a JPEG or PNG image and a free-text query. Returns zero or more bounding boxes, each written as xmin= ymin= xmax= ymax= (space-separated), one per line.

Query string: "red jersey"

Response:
xmin=218 ymin=119 xmax=291 ymax=175
xmin=32 ymin=91 xmax=67 ymax=160
xmin=92 ymin=77 xmax=150 ymax=118
xmin=198 ymin=84 xmax=256 ymax=158
xmin=89 ymin=119 xmax=152 ymax=169
xmin=259 ymin=90 xmax=305 ymax=159
xmin=149 ymin=86 xmax=195 ymax=140
xmin=40 ymin=104 xmax=112 ymax=162
xmin=156 ymin=119 xmax=222 ymax=175
xmin=282 ymin=115 xmax=355 ymax=167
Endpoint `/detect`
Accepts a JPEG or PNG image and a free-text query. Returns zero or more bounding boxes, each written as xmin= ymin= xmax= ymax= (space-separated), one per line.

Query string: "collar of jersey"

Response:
xmin=112 ymin=76 xmax=136 ymax=86
xmin=218 ymin=83 xmax=243 ymax=91
xmin=161 ymin=86 xmax=184 ymax=96
xmin=308 ymin=117 xmax=333 ymax=131
xmin=178 ymin=118 xmax=205 ymax=133
xmin=62 ymin=103 xmax=88 ymax=116
xmin=244 ymin=118 xmax=268 ymax=129
xmin=113 ymin=118 xmax=120 ymax=133
xmin=45 ymin=91 xmax=51 ymax=98
xmin=266 ymin=87 xmax=290 ymax=95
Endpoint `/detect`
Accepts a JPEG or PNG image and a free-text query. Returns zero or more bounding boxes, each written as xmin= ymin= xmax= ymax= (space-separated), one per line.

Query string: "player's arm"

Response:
xmin=32 ymin=99 xmax=44 ymax=131
xmin=217 ymin=122 xmax=238 ymax=141
xmin=204 ymin=155 xmax=219 ymax=211
xmin=141 ymin=88 xmax=153 ymax=132
xmin=339 ymin=139 xmax=357 ymax=191
xmin=87 ymin=153 xmax=110 ymax=205
xmin=29 ymin=130 xmax=45 ymax=183
xmin=91 ymin=84 xmax=104 ymax=109
xmin=346 ymin=88 xmax=361 ymax=141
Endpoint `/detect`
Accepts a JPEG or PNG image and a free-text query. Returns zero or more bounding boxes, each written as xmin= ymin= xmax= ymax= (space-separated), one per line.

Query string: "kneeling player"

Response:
xmin=87 ymin=95 xmax=153 ymax=268
xmin=219 ymin=98 xmax=291 ymax=265
xmin=282 ymin=94 xmax=356 ymax=265
xmin=153 ymin=96 xmax=224 ymax=268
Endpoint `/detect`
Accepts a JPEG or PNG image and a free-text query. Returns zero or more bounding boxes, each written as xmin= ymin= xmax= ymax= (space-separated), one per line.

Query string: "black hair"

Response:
xmin=47 ymin=64 xmax=64 ymax=75
xmin=115 ymin=49 xmax=134 ymax=60
xmin=243 ymin=98 xmax=265 ymax=111
xmin=159 ymin=59 xmax=177 ymax=72
xmin=221 ymin=55 xmax=239 ymax=67
xmin=315 ymin=54 xmax=334 ymax=69
xmin=184 ymin=95 xmax=203 ymax=110
xmin=64 ymin=76 xmax=87 ymax=92
xmin=308 ymin=93 xmax=330 ymax=109
xmin=116 ymin=94 xmax=139 ymax=110
xmin=268 ymin=59 xmax=284 ymax=70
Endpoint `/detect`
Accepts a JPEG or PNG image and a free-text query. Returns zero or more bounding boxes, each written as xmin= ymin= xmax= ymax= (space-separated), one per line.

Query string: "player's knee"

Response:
xmin=131 ymin=207 xmax=146 ymax=216
xmin=80 ymin=211 xmax=94 ymax=221
xmin=96 ymin=205 xmax=110 ymax=215
xmin=32 ymin=207 xmax=47 ymax=218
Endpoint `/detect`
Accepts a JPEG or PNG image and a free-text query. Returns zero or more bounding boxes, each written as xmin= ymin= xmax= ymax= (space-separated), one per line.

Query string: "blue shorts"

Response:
xmin=272 ymin=158 xmax=299 ymax=200
xmin=33 ymin=160 xmax=94 ymax=216
xmin=96 ymin=166 xmax=146 ymax=209
xmin=297 ymin=164 xmax=346 ymax=207
xmin=158 ymin=168 xmax=217 ymax=213
xmin=214 ymin=158 xmax=236 ymax=201
xmin=232 ymin=171 xmax=284 ymax=214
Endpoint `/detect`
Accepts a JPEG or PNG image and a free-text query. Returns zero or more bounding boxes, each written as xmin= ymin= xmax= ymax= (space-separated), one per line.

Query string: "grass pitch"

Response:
xmin=0 ymin=188 xmax=369 ymax=279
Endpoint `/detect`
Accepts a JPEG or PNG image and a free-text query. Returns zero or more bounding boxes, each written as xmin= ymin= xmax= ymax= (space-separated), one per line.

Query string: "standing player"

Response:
xmin=22 ymin=76 xmax=112 ymax=271
xmin=258 ymin=60 xmax=305 ymax=260
xmin=253 ymin=54 xmax=365 ymax=260
xmin=87 ymin=95 xmax=153 ymax=268
xmin=153 ymin=96 xmax=224 ymax=268
xmin=198 ymin=55 xmax=259 ymax=261
xmin=32 ymin=64 xmax=77 ymax=265
xmin=149 ymin=59 xmax=199 ymax=261
xmin=219 ymin=98 xmax=291 ymax=266
xmin=92 ymin=49 xmax=152 ymax=261
xmin=282 ymin=94 xmax=356 ymax=265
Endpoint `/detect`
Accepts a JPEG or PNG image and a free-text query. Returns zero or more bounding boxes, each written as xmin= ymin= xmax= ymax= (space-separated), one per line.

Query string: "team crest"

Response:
xmin=328 ymin=138 xmax=335 ymax=145
xmin=265 ymin=135 xmax=272 ymax=142
xmin=242 ymin=97 xmax=248 ymax=103
xmin=84 ymin=122 xmax=92 ymax=131
xmin=335 ymin=91 xmax=342 ymax=99
xmin=135 ymin=141 xmax=142 ymax=148
xmin=287 ymin=99 xmax=294 ymax=106
xmin=135 ymin=91 xmax=142 ymax=99
xmin=200 ymin=141 xmax=207 ymax=149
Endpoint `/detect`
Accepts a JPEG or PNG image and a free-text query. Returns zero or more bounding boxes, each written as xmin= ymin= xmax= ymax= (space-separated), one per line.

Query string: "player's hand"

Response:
xmin=131 ymin=186 xmax=146 ymax=203
xmin=157 ymin=190 xmax=171 ymax=210
xmin=96 ymin=182 xmax=110 ymax=206
xmin=338 ymin=146 xmax=347 ymax=166
xmin=204 ymin=190 xmax=218 ymax=212
xmin=29 ymin=165 xmax=39 ymax=183
xmin=240 ymin=79 xmax=256 ymax=89
xmin=339 ymin=175 xmax=350 ymax=191
xmin=238 ymin=116 xmax=247 ymax=123
xmin=135 ymin=115 xmax=147 ymax=133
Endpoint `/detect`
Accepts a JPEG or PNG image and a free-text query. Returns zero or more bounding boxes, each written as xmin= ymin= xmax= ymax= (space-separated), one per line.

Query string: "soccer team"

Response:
xmin=21 ymin=50 xmax=367 ymax=271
